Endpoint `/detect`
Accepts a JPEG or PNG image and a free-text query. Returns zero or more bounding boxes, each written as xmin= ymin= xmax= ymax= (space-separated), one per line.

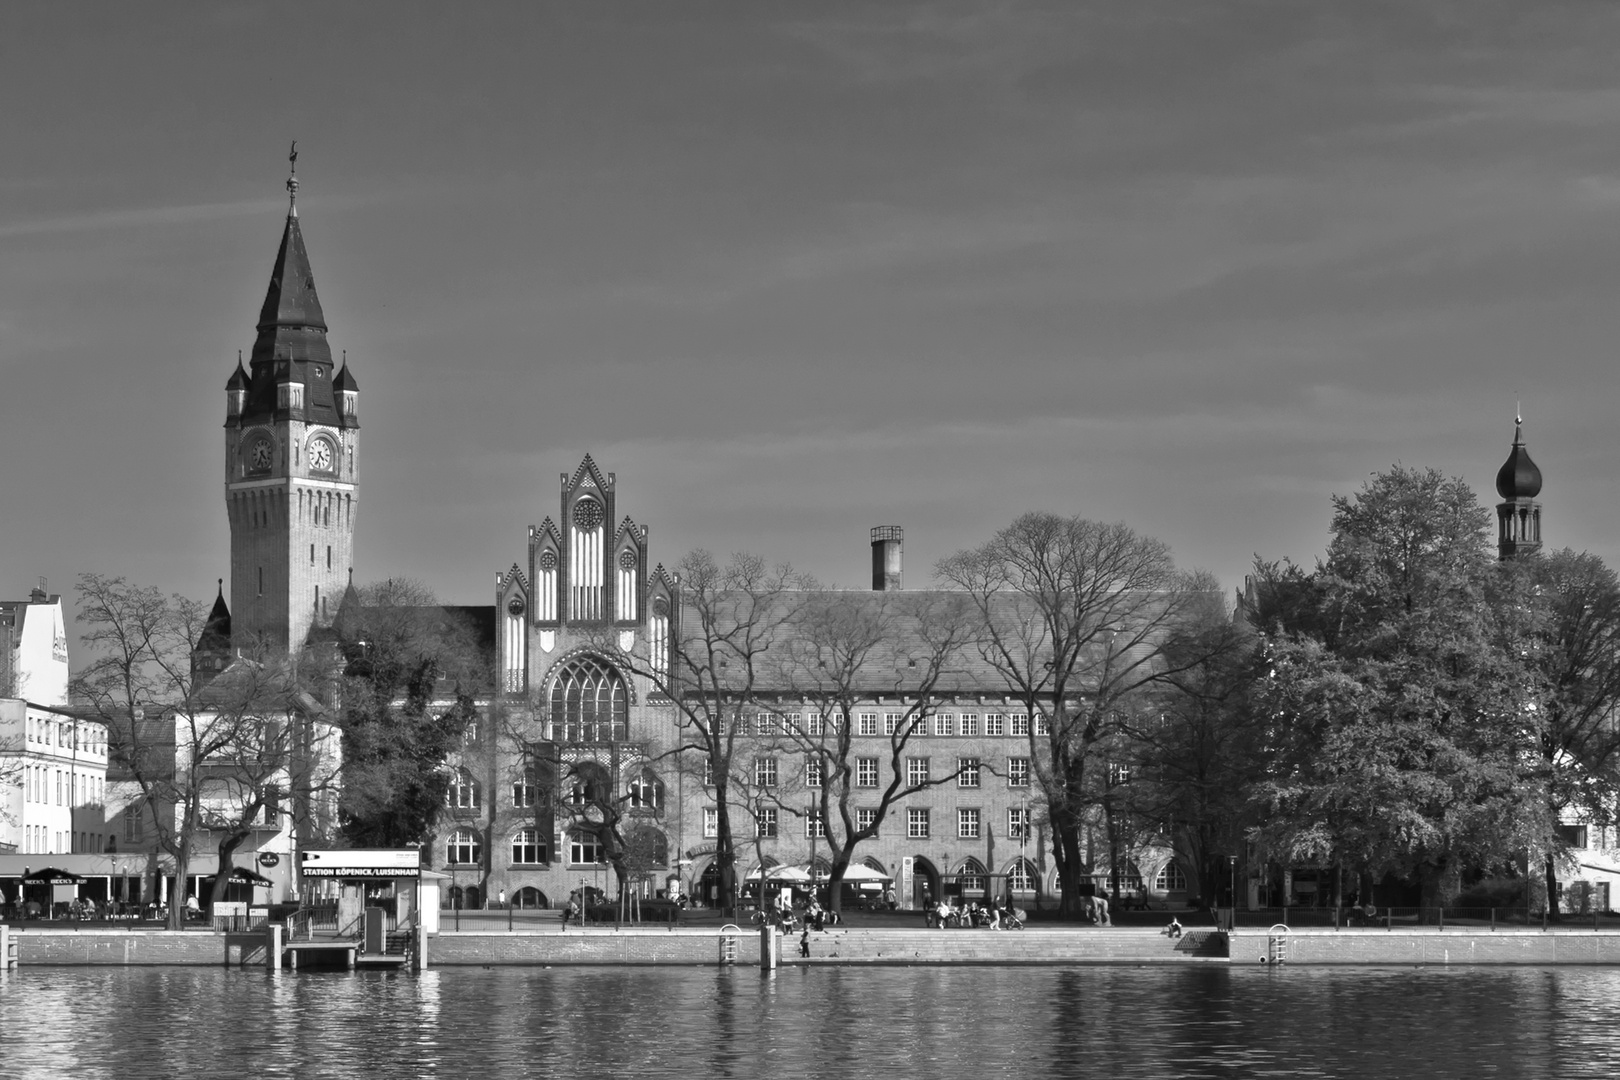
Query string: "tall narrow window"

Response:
xmin=616 ymin=549 xmax=638 ymax=621
xmin=650 ymin=598 xmax=669 ymax=679
xmin=537 ymin=549 xmax=559 ymax=622
xmin=570 ymin=497 xmax=605 ymax=620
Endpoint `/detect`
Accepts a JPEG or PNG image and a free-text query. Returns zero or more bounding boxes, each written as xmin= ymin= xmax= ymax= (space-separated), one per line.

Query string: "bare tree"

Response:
xmin=937 ymin=515 xmax=1221 ymax=917
xmin=602 ymin=550 xmax=808 ymax=917
xmin=73 ymin=573 xmax=334 ymax=927
xmin=770 ymin=589 xmax=973 ymax=914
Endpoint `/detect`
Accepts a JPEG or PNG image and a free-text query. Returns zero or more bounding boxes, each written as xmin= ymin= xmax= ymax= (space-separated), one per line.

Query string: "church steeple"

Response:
xmin=1495 ymin=412 xmax=1543 ymax=560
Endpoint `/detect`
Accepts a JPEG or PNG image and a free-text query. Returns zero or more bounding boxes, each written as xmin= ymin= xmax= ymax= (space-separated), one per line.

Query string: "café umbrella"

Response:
xmin=23 ymin=867 xmax=82 ymax=885
xmin=223 ymin=865 xmax=274 ymax=886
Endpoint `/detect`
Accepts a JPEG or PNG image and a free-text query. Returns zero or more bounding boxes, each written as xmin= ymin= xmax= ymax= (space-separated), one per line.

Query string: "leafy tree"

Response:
xmin=937 ymin=514 xmax=1220 ymax=917
xmin=1124 ymin=592 xmax=1263 ymax=907
xmin=1251 ymin=467 xmax=1544 ymax=909
xmin=337 ymin=579 xmax=487 ymax=849
xmin=1507 ymin=549 xmax=1620 ymax=916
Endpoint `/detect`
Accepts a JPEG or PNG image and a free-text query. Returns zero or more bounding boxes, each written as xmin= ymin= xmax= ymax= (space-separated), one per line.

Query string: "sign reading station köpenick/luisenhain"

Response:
xmin=299 ymin=849 xmax=422 ymax=878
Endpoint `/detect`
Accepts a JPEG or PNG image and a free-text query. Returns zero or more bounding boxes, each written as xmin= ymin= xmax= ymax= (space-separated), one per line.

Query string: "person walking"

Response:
xmin=799 ymin=927 xmax=811 ymax=958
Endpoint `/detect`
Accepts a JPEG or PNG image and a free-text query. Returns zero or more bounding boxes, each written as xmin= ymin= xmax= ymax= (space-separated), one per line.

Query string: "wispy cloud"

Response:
xmin=0 ymin=198 xmax=278 ymax=240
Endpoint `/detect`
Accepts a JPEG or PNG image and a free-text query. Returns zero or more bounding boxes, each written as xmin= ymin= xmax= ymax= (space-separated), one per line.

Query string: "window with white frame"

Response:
xmin=1155 ymin=861 xmax=1188 ymax=892
xmin=856 ymin=807 xmax=878 ymax=836
xmin=960 ymin=713 xmax=980 ymax=737
xmin=512 ymin=769 xmax=539 ymax=809
xmin=755 ymin=757 xmax=777 ymax=787
xmin=958 ymin=808 xmax=981 ymax=839
xmin=858 ymin=712 xmax=879 ymax=736
xmin=1010 ymin=713 xmax=1029 ymax=737
xmin=569 ymin=829 xmax=604 ymax=864
xmin=448 ymin=769 xmax=481 ymax=809
xmin=447 ymin=827 xmax=482 ymax=865
xmin=907 ymin=757 xmax=930 ymax=786
xmin=1008 ymin=859 xmax=1036 ymax=891
xmin=883 ymin=712 xmax=902 ymax=736
xmin=805 ymin=810 xmax=825 ymax=839
xmin=1034 ymin=713 xmax=1050 ymax=736
xmin=1008 ymin=807 xmax=1030 ymax=841
xmin=755 ymin=712 xmax=776 ymax=737
xmin=957 ymin=857 xmax=986 ymax=890
xmin=756 ymin=808 xmax=778 ymax=838
xmin=907 ymin=808 xmax=930 ymax=839
xmin=806 ymin=711 xmax=825 ymax=737
xmin=1008 ymin=757 xmax=1030 ymax=787
xmin=934 ymin=714 xmax=955 ymax=737
xmin=511 ymin=827 xmax=546 ymax=864
xmin=704 ymin=756 xmax=715 ymax=787
xmin=805 ymin=756 xmax=824 ymax=788
xmin=856 ymin=757 xmax=879 ymax=788
xmin=629 ymin=768 xmax=663 ymax=810
xmin=703 ymin=808 xmax=719 ymax=838
xmin=985 ymin=713 xmax=1004 ymax=737
xmin=784 ymin=712 xmax=802 ymax=735
xmin=957 ymin=758 xmax=980 ymax=788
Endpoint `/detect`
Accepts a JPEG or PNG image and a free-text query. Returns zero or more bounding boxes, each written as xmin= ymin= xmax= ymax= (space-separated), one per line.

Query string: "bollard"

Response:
xmin=267 ymin=922 xmax=282 ymax=971
xmin=759 ymin=923 xmax=778 ymax=970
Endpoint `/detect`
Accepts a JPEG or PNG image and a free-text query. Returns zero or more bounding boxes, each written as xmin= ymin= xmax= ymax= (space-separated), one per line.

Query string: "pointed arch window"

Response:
xmin=549 ymin=656 xmax=628 ymax=743
xmin=957 ymin=858 xmax=987 ymax=893
xmin=1008 ymin=858 xmax=1037 ymax=892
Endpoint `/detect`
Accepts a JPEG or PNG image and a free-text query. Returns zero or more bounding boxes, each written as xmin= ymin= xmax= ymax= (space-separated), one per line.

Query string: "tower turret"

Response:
xmin=1495 ymin=413 xmax=1542 ymax=560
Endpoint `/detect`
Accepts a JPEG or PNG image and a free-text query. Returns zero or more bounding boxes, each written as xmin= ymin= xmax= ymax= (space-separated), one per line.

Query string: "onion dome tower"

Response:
xmin=1495 ymin=413 xmax=1542 ymax=561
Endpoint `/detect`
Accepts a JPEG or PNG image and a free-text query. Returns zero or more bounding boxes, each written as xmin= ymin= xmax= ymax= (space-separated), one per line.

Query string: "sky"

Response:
xmin=5 ymin=1 xmax=1620 ymax=626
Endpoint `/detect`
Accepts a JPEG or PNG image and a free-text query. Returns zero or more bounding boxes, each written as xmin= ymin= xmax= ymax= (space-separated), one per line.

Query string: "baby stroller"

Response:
xmin=1003 ymin=907 xmax=1027 ymax=930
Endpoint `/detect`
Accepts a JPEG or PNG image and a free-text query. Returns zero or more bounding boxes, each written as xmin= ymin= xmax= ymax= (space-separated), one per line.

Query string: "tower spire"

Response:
xmin=286 ymin=141 xmax=299 ymax=218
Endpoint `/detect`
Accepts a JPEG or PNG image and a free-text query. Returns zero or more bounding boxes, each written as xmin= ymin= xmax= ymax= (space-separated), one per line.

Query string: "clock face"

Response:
xmin=308 ymin=439 xmax=334 ymax=473
xmin=248 ymin=438 xmax=274 ymax=472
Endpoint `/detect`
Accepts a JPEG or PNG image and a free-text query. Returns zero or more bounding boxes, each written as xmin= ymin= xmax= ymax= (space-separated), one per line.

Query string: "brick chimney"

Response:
xmin=871 ymin=526 xmax=903 ymax=591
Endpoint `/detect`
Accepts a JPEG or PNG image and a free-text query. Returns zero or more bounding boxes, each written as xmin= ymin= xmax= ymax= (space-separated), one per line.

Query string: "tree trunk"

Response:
xmin=170 ymin=842 xmax=190 ymax=931
xmin=1544 ymin=852 xmax=1562 ymax=920
xmin=1053 ymin=819 xmax=1086 ymax=918
xmin=209 ymin=830 xmax=251 ymax=908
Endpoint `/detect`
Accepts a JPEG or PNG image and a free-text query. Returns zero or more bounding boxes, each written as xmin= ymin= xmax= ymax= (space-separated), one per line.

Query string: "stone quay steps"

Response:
xmin=784 ymin=928 xmax=1221 ymax=965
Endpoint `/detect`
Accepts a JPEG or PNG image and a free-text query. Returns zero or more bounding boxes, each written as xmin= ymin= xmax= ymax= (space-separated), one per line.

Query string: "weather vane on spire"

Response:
xmin=286 ymin=140 xmax=300 ymax=216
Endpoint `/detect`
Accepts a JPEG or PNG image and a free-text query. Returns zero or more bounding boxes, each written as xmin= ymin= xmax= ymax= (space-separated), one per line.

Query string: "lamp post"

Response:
xmin=1229 ymin=854 xmax=1238 ymax=930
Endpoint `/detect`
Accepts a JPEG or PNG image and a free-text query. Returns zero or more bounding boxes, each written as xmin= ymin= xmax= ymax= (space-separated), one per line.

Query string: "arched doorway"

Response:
xmin=912 ymin=856 xmax=940 ymax=908
xmin=513 ymin=886 xmax=548 ymax=909
xmin=699 ymin=861 xmax=722 ymax=909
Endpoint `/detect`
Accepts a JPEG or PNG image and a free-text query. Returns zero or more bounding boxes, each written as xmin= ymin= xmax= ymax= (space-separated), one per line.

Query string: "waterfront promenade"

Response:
xmin=9 ymin=912 xmax=1620 ymax=967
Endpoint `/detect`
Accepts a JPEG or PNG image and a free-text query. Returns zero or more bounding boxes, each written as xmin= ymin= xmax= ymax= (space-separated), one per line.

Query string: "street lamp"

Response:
xmin=1228 ymin=854 xmax=1238 ymax=931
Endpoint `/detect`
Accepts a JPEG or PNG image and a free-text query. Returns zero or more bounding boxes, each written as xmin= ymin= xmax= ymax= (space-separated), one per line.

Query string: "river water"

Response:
xmin=3 ymin=964 xmax=1619 ymax=1079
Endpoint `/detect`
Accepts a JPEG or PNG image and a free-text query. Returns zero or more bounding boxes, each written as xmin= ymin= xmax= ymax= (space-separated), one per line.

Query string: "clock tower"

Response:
xmin=223 ymin=151 xmax=360 ymax=652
